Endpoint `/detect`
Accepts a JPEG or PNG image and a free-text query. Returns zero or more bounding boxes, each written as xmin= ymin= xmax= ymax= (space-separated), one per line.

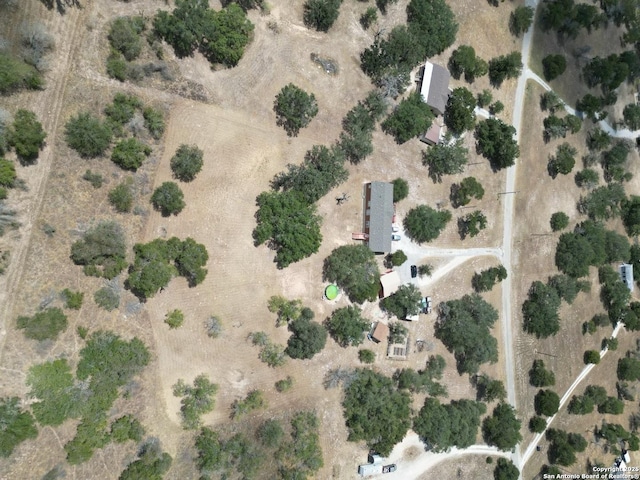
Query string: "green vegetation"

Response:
xmin=143 ymin=107 xmax=165 ymax=139
xmin=386 ymin=249 xmax=407 ymax=267
xmin=325 ymin=306 xmax=369 ymax=347
xmin=342 ymin=369 xmax=411 ymax=455
xmin=546 ymin=429 xmax=587 ymax=466
xmin=303 ymin=0 xmax=342 ymax=32
xmin=494 ymin=458 xmax=520 ymax=480
xmin=170 ymin=144 xmax=203 ymax=182
xmin=458 ymin=210 xmax=488 ymax=239
xmin=380 ymin=283 xmax=422 ymax=319
xmin=271 ymin=144 xmax=347 ymax=204
xmin=104 ymin=93 xmax=142 ymax=128
xmin=488 ymin=52 xmax=522 ymax=87
xmin=523 ymin=280 xmax=563 ymax=338
xmin=64 ymin=112 xmax=113 ymax=158
xmin=338 ymin=92 xmax=385 ymax=164
xmin=413 ymin=397 xmax=486 ymax=452
xmin=111 ymin=138 xmax=151 ymax=171
xmin=472 ymin=265 xmax=507 ymax=293
xmin=388 ymin=322 xmax=408 ymax=344
xmin=108 ymin=179 xmax=134 ymax=213
xmin=153 ymin=1 xmax=253 ymax=67
xmin=110 ymin=415 xmax=144 ymax=443
xmin=27 ymin=359 xmax=76 ymax=426
xmin=267 ymin=296 xmax=304 ymax=327
xmin=256 ymin=419 xmax=283 ymax=448
xmin=273 ymin=84 xmax=318 ymax=137
xmin=127 ymin=237 xmax=208 ymax=298
xmin=359 ymin=349 xmax=375 ymax=364
xmin=0 ymin=52 xmax=43 ymax=95
xmin=618 ymin=357 xmax=640 ymax=381
xmin=151 ymin=181 xmax=185 ymax=216
xmin=360 ymin=7 xmax=377 ymax=29
xmin=392 ymin=177 xmax=409 ymax=202
xmin=623 ymin=196 xmax=640 ymax=236
xmin=165 ymin=309 xmax=184 ymax=329
xmin=596 ymin=422 xmax=640 ymax=452
xmin=539 ymin=0 xmax=603 ymax=38
xmin=548 ymin=143 xmax=577 ymax=178
xmin=623 ymin=103 xmax=640 ymax=130
xmin=550 ymin=211 xmax=569 ymax=231
xmin=584 ymin=350 xmax=601 ymax=364
xmin=61 ymin=288 xmax=84 ymax=309
xmin=173 ymin=374 xmax=218 ymax=430
xmin=205 ymin=315 xmax=222 ymax=338
xmin=542 ymin=54 xmax=567 ymax=81
xmin=108 ymin=16 xmax=145 ymax=62
xmin=0 ymin=397 xmax=38 ymax=457
xmin=286 ymin=315 xmax=327 ymax=359
xmin=16 ymin=307 xmax=67 ymax=341
xmin=382 ymin=91 xmax=434 ymax=143
xmin=82 ymin=170 xmax=104 ymax=188
xmin=599 ymin=265 xmax=631 ymax=324
xmin=477 ymin=89 xmax=493 ymax=108
xmin=94 ymin=286 xmax=120 ymax=311
xmin=448 ymin=45 xmax=488 ymax=82
xmin=231 ymin=390 xmax=266 ymax=419
xmin=323 ymin=244 xmax=380 ymax=303
xmin=534 ymin=389 xmax=560 ymax=416
xmin=601 ymin=141 xmax=632 ymax=183
xmin=509 ymin=5 xmax=534 ymax=36
xmin=403 ymin=204 xmax=452 ymax=243
xmin=475 ymin=118 xmax=520 ymax=170
xmin=275 ymin=376 xmax=293 ymax=392
xmin=529 ymin=360 xmax=556 ymax=387
xmin=482 ymin=402 xmax=522 ymax=451
xmin=540 ymin=91 xmax=563 ymax=113
xmin=119 ymin=439 xmax=172 ymax=480
xmin=71 ymin=221 xmax=127 ymax=279
xmin=435 ymin=293 xmax=498 ymax=374
xmin=8 ymin=109 xmax=46 ymax=164
xmin=444 ymin=87 xmax=476 ymax=135
xmin=423 ymin=138 xmax=469 ymax=183
xmin=529 ymin=416 xmax=547 ymax=433
xmin=394 ymin=355 xmax=447 ymax=396
xmin=574 ymin=168 xmax=599 ymax=189
xmin=253 ymin=191 xmax=322 ymax=269
xmin=451 ymin=176 xmax=484 ymax=208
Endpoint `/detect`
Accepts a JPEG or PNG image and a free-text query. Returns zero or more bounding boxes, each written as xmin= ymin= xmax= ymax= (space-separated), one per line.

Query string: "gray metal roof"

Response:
xmin=620 ymin=263 xmax=634 ymax=292
xmin=368 ymin=182 xmax=394 ymax=253
xmin=420 ymin=62 xmax=450 ymax=115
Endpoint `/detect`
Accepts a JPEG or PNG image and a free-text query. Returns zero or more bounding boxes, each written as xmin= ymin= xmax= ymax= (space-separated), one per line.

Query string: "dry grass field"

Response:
xmin=5 ymin=0 xmax=637 ymax=478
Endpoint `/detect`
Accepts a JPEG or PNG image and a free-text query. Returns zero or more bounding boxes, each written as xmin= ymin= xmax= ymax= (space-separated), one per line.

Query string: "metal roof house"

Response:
xmin=419 ymin=61 xmax=451 ymax=116
xmin=364 ymin=182 xmax=394 ymax=254
xmin=620 ymin=263 xmax=634 ymax=292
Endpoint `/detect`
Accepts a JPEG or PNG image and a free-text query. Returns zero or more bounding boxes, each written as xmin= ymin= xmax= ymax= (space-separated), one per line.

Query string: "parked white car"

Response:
xmin=392 ymin=224 xmax=400 ymax=232
xmin=391 ymin=234 xmax=401 ymax=241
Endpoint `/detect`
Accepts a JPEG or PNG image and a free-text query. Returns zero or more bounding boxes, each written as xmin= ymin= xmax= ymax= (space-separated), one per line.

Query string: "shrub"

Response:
xmin=205 ymin=315 xmax=222 ymax=338
xmin=82 ymin=169 xmax=104 ymax=188
xmin=61 ymin=288 xmax=83 ymax=309
xmin=359 ymin=349 xmax=375 ymax=364
xmin=165 ymin=309 xmax=184 ymax=329
xmin=108 ymin=16 xmax=145 ymax=61
xmin=151 ymin=181 xmax=185 ymax=216
xmin=550 ymin=212 xmax=569 ymax=231
xmin=104 ymin=93 xmax=142 ymax=127
xmin=387 ymin=249 xmax=407 ymax=267
xmin=275 ymin=376 xmax=293 ymax=392
xmin=108 ymin=179 xmax=134 ymax=213
xmin=70 ymin=221 xmax=127 ymax=279
xmin=0 ymin=52 xmax=43 ymax=95
xmin=170 ymin=144 xmax=204 ymax=182
xmin=106 ymin=50 xmax=127 ymax=81
xmin=8 ymin=109 xmax=46 ymax=163
xmin=111 ymin=138 xmax=151 ymax=171
xmin=143 ymin=107 xmax=165 ymax=139
xmin=16 ymin=307 xmax=68 ymax=341
xmin=0 ymin=158 xmax=16 ymax=187
xmin=94 ymin=287 xmax=119 ymax=311
xmin=110 ymin=415 xmax=145 ymax=443
xmin=0 ymin=397 xmax=38 ymax=457
xmin=65 ymin=113 xmax=112 ymax=158
xmin=360 ymin=7 xmax=377 ymax=29
xmin=231 ymin=389 xmax=266 ymax=419
xmin=303 ymin=0 xmax=341 ymax=32
xmin=257 ymin=419 xmax=284 ymax=448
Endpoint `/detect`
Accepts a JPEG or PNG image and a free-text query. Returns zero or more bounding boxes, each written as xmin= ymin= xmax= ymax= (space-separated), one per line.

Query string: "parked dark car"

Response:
xmin=382 ymin=464 xmax=397 ymax=473
xmin=410 ymin=265 xmax=417 ymax=278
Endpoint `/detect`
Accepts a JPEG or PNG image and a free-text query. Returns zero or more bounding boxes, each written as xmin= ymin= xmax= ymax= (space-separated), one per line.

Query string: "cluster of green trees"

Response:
xmin=482 ymin=402 xmax=522 ymax=451
xmin=173 ymin=374 xmax=218 ymax=429
xmin=325 ymin=306 xmax=369 ymax=347
xmin=249 ymin=331 xmax=287 ymax=367
xmin=119 ymin=439 xmax=172 ymax=480
xmin=547 ymin=143 xmax=577 ymax=178
xmin=403 ymin=204 xmax=452 ymax=243
xmin=394 ymin=355 xmax=447 ymax=397
xmin=106 ymin=15 xmax=150 ymax=82
xmin=451 ymin=176 xmax=484 ymax=208
xmin=339 ymin=92 xmax=386 ymax=164
xmin=435 ymin=293 xmax=499 ymax=374
xmin=285 ymin=313 xmax=327 ymax=360
xmin=195 ymin=411 xmax=323 ymax=479
xmin=458 ymin=210 xmax=488 ymax=239
xmin=488 ymin=52 xmax=522 ymax=87
xmin=127 ymin=237 xmax=209 ymax=299
xmin=568 ymin=384 xmax=624 ymax=415
xmin=472 ymin=265 xmax=507 ymax=292
xmin=474 ymin=374 xmax=506 ymax=403
xmin=423 ymin=138 xmax=469 ymax=183
xmin=382 ymin=91 xmax=434 ymax=143
xmin=543 ymin=113 xmax=581 ymax=142
xmin=71 ymin=221 xmax=127 ymax=279
xmin=475 ymin=118 xmax=520 ymax=170
xmin=583 ymin=52 xmax=639 ymax=93
xmin=323 ymin=244 xmax=380 ymax=303
xmin=153 ymin=0 xmax=253 ymax=67
xmin=596 ymin=422 xmax=640 ymax=451
xmin=448 ymin=45 xmax=488 ymax=83
xmin=539 ymin=0 xmax=603 ymax=39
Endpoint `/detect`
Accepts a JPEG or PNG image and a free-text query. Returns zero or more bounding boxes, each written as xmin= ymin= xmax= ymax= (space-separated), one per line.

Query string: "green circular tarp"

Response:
xmin=325 ymin=284 xmax=338 ymax=300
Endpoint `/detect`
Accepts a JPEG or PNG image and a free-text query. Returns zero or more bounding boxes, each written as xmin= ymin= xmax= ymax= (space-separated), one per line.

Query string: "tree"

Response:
xmin=555 ymin=233 xmax=594 ymax=278
xmin=119 ymin=441 xmax=172 ymax=480
xmin=577 ymin=94 xmax=604 ymax=121
xmin=475 ymin=118 xmax=520 ymax=170
xmin=529 ymin=416 xmax=547 ymax=433
xmin=110 ymin=415 xmax=144 ymax=443
xmin=231 ymin=389 xmax=266 ymax=419
xmin=550 ymin=212 xmax=569 ymax=231
xmin=0 ymin=397 xmax=38 ymax=457
xmin=623 ymin=103 xmax=640 ymax=130
xmin=448 ymin=45 xmax=487 ymax=82
xmin=623 ymin=195 xmax=640 ymax=236
xmin=482 ymin=403 xmax=522 ymax=451
xmin=268 ymin=296 xmax=303 ymax=327
xmin=575 ymin=169 xmax=599 ymax=189
xmin=422 ymin=138 xmax=469 ymax=182
xmin=16 ymin=307 xmax=68 ymax=341
xmin=475 ymin=375 xmax=506 ymax=402
xmin=169 ymin=144 xmax=204 ymax=182
xmin=342 ymin=369 xmax=411 ymax=455
xmin=601 ymin=141 xmax=631 ymax=183
xmin=584 ymin=350 xmax=601 ymax=364
xmin=403 ymin=204 xmax=452 ymax=243
xmin=618 ymin=357 xmax=640 ymax=381
xmin=488 ymin=52 xmax=522 ymax=87
xmin=450 ymin=177 xmax=484 ymax=208
xmin=472 ymin=265 xmax=507 ymax=292
xmin=8 ymin=109 xmax=46 ymax=163
xmin=151 ymin=181 xmax=185 ymax=216
xmin=477 ymin=89 xmax=493 ymax=108
xmin=273 ymin=84 xmax=318 ymax=137
xmin=546 ymin=429 xmax=582 ymax=466
xmin=325 ymin=306 xmax=368 ymax=347
xmin=406 ymin=0 xmax=458 ymax=59
xmin=540 ymin=91 xmax=563 ymax=113
xmin=380 ymin=283 xmax=422 ymax=319
xmin=64 ymin=112 xmax=112 ymax=158
xmin=522 ymin=281 xmax=562 ymax=338
xmin=529 ymin=360 xmax=556 ymax=387
xmin=174 ymin=237 xmax=209 ymax=287
xmin=458 ymin=210 xmax=488 ymax=239
xmin=108 ymin=16 xmax=144 ymax=61
xmin=598 ymin=396 xmax=624 ymax=414
xmin=510 ymin=6 xmax=534 ymax=36
xmin=382 ymin=92 xmax=434 ymax=144
xmin=303 ymin=0 xmax=341 ymax=32
xmin=568 ymin=394 xmax=595 ymax=414
xmin=286 ymin=316 xmax=327 ymax=359
xmin=70 ymin=221 xmax=127 ymax=279
xmin=108 ymin=180 xmax=134 ymax=213
xmin=386 ymin=250 xmax=407 ymax=267
xmin=392 ymin=177 xmax=409 ymax=202
xmin=253 ymin=190 xmax=322 ymax=268
xmin=173 ymin=374 xmax=218 ymax=429
xmin=548 ymin=274 xmax=589 ymax=304
xmin=535 ymin=389 xmax=560 ymax=416
xmin=323 ymin=244 xmax=380 ymax=303
xmin=435 ymin=293 xmax=499 ymax=374
xmin=444 ymin=87 xmax=476 ymax=135
xmin=548 ymin=143 xmax=576 ymax=178
xmin=542 ymin=54 xmax=567 ymax=81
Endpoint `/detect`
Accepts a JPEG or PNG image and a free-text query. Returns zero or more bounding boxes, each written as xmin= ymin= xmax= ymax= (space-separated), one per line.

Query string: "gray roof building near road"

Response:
xmin=419 ymin=61 xmax=450 ymax=116
xmin=620 ymin=263 xmax=634 ymax=292
xmin=364 ymin=182 xmax=394 ymax=253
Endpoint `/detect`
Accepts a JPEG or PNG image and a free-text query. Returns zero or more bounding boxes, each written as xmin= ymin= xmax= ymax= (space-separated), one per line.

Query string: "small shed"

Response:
xmin=371 ymin=322 xmax=389 ymax=343
xmin=358 ymin=463 xmax=383 ymax=477
xmin=379 ymin=271 xmax=401 ymax=299
xmin=420 ymin=122 xmax=442 ymax=146
xmin=620 ymin=263 xmax=634 ymax=292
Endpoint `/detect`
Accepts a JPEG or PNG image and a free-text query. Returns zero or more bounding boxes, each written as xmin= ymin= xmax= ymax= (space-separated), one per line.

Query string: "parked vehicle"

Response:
xmin=382 ymin=464 xmax=397 ymax=473
xmin=410 ymin=265 xmax=417 ymax=278
xmin=392 ymin=224 xmax=400 ymax=232
xmin=391 ymin=234 xmax=401 ymax=241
